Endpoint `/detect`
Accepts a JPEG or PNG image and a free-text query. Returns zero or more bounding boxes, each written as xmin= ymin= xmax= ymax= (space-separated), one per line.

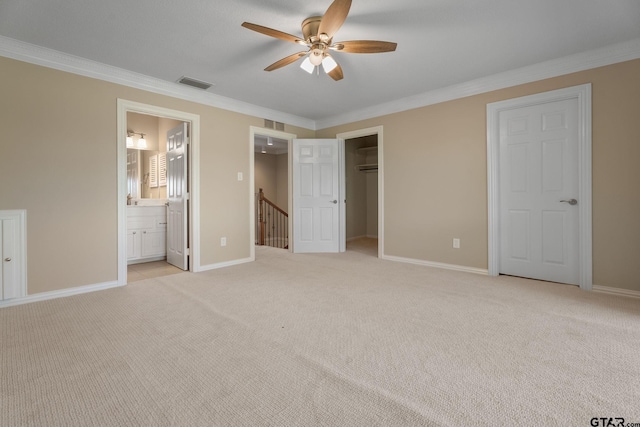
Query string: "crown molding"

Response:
xmin=2 ymin=35 xmax=640 ymax=132
xmin=315 ymin=37 xmax=640 ymax=130
xmin=0 ymin=36 xmax=315 ymax=130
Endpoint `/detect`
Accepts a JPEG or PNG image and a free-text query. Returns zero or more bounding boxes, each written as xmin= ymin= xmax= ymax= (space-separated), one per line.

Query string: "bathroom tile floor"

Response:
xmin=127 ymin=261 xmax=184 ymax=283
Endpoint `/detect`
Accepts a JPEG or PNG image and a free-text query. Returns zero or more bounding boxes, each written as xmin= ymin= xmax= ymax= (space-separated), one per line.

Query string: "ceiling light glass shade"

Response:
xmin=137 ymin=136 xmax=147 ymax=149
xmin=267 ymin=137 xmax=273 ymax=146
xmin=300 ymin=57 xmax=314 ymax=74
xmin=261 ymin=148 xmax=267 ymax=154
xmin=126 ymin=136 xmax=134 ymax=147
xmin=322 ymin=55 xmax=338 ymax=73
xmin=309 ymin=50 xmax=323 ymax=66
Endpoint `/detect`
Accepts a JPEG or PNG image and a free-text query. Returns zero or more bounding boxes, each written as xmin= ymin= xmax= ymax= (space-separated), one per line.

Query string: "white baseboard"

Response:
xmin=0 ymin=280 xmax=123 ymax=308
xmin=592 ymin=285 xmax=640 ymax=299
xmin=382 ymin=255 xmax=489 ymax=276
xmin=197 ymin=257 xmax=253 ymax=272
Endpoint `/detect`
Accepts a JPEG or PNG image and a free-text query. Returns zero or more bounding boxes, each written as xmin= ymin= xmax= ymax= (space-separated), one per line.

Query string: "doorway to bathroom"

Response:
xmin=117 ymin=100 xmax=201 ymax=285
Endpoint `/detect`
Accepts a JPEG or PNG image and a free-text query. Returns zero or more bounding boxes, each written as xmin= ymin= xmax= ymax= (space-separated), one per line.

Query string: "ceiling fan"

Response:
xmin=241 ymin=0 xmax=397 ymax=81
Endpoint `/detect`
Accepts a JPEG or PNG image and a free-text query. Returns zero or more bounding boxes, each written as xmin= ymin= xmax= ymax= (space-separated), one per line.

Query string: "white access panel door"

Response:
xmin=0 ymin=211 xmax=26 ymax=301
xmin=166 ymin=123 xmax=188 ymax=270
xmin=293 ymin=139 xmax=340 ymax=253
xmin=499 ymin=98 xmax=579 ymax=285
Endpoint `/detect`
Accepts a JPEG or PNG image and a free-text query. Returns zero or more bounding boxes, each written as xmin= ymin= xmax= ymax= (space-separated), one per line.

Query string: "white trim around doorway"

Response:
xmin=337 ymin=126 xmax=385 ymax=259
xmin=117 ymin=99 xmax=201 ymax=284
xmin=486 ymin=84 xmax=592 ymax=290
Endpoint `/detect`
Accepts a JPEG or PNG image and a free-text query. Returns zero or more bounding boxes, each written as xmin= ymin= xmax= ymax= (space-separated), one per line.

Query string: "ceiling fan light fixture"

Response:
xmin=309 ymin=49 xmax=324 ymax=66
xmin=322 ymin=55 xmax=338 ymax=73
xmin=300 ymin=57 xmax=315 ymax=74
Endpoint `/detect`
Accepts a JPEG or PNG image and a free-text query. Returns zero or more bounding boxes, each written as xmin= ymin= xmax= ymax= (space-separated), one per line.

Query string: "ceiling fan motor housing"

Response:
xmin=301 ymin=16 xmax=323 ymax=43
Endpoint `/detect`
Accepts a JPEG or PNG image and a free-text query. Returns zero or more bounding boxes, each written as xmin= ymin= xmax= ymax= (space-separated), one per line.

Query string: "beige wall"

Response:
xmin=0 ymin=56 xmax=311 ymax=294
xmin=127 ymin=112 xmax=160 ymax=151
xmin=254 ymin=153 xmax=278 ymax=201
xmin=318 ymin=59 xmax=640 ymax=292
xmin=1 ymin=55 xmax=638 ymax=296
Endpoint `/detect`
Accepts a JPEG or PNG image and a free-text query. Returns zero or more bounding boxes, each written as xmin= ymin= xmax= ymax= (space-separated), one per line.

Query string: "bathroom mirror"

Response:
xmin=126 ymin=148 xmax=167 ymax=201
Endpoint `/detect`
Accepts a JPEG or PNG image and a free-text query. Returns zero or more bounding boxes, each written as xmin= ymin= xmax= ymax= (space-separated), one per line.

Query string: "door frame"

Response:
xmin=117 ymin=99 xmax=201 ymax=284
xmin=337 ymin=126 xmax=385 ymax=258
xmin=249 ymin=126 xmax=297 ymax=259
xmin=486 ymin=84 xmax=592 ymax=290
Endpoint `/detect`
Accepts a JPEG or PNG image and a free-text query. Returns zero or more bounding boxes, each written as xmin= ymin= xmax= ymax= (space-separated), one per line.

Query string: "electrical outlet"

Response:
xmin=220 ymin=237 xmax=227 ymax=247
xmin=237 ymin=172 xmax=243 ymax=181
xmin=453 ymin=238 xmax=460 ymax=249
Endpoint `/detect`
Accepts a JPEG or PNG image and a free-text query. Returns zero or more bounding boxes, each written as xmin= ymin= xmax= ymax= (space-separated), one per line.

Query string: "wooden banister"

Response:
xmin=258 ymin=188 xmax=288 ymax=249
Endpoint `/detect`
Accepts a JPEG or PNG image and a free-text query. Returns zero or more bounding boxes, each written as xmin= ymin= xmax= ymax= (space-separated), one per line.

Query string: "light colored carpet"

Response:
xmin=2 ymin=246 xmax=639 ymax=426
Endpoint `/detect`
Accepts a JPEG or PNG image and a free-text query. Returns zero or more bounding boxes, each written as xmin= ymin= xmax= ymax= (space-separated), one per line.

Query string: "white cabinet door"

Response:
xmin=127 ymin=230 xmax=141 ymax=261
xmin=141 ymin=230 xmax=167 ymax=258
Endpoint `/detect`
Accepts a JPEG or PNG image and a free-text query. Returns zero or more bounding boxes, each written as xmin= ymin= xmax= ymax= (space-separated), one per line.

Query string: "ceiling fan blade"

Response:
xmin=317 ymin=0 xmax=352 ymax=40
xmin=264 ymin=52 xmax=308 ymax=71
xmin=327 ymin=62 xmax=344 ymax=81
xmin=242 ymin=22 xmax=305 ymax=45
xmin=333 ymin=40 xmax=397 ymax=53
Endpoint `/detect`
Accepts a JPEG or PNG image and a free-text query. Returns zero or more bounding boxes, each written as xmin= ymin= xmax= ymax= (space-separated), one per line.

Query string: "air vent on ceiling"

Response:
xmin=264 ymin=119 xmax=285 ymax=131
xmin=177 ymin=76 xmax=213 ymax=90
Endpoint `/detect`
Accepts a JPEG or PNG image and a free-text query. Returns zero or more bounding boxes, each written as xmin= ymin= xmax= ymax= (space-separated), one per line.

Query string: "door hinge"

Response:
xmin=186 ymin=193 xmax=190 ymax=200
xmin=186 ymin=248 xmax=190 ymax=256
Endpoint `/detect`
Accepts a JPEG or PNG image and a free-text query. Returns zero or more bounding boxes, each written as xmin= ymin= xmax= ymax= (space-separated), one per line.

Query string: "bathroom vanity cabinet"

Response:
xmin=127 ymin=206 xmax=167 ymax=264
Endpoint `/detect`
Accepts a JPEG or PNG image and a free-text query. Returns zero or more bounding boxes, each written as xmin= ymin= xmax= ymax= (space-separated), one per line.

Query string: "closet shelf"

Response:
xmin=356 ymin=163 xmax=378 ymax=173
xmin=356 ymin=146 xmax=378 ymax=155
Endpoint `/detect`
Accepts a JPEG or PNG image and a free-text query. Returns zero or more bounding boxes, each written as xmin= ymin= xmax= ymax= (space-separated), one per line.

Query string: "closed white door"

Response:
xmin=499 ymin=98 xmax=579 ymax=285
xmin=292 ymin=139 xmax=340 ymax=253
xmin=166 ymin=123 xmax=189 ymax=270
xmin=0 ymin=212 xmax=26 ymax=301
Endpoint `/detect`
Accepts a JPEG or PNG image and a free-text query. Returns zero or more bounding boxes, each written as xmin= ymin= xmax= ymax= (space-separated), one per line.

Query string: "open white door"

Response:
xmin=166 ymin=123 xmax=188 ymax=270
xmin=292 ymin=139 xmax=341 ymax=253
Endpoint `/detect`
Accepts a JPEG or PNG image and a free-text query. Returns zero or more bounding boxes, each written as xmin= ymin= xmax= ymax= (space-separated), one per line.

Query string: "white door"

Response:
xmin=0 ymin=212 xmax=26 ymax=301
xmin=499 ymin=98 xmax=579 ymax=285
xmin=292 ymin=139 xmax=341 ymax=253
xmin=166 ymin=123 xmax=189 ymax=270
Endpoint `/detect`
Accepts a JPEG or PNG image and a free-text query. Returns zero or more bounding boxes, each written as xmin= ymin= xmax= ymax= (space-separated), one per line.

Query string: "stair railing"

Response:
xmin=257 ymin=188 xmax=288 ymax=249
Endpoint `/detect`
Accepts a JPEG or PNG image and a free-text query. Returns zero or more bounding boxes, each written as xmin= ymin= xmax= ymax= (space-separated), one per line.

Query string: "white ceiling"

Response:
xmin=1 ymin=0 xmax=639 ymax=128
xmin=254 ymin=135 xmax=288 ymax=154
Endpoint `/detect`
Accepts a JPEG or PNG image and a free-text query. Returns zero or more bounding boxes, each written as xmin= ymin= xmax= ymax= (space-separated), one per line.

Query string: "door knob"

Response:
xmin=4 ymin=258 xmax=11 ymax=262
xmin=560 ymin=199 xmax=578 ymax=205
xmin=330 ymin=200 xmax=338 ymax=204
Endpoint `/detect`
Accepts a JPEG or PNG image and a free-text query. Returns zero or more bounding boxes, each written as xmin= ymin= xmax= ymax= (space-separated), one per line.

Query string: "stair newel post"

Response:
xmin=258 ymin=188 xmax=266 ymax=246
